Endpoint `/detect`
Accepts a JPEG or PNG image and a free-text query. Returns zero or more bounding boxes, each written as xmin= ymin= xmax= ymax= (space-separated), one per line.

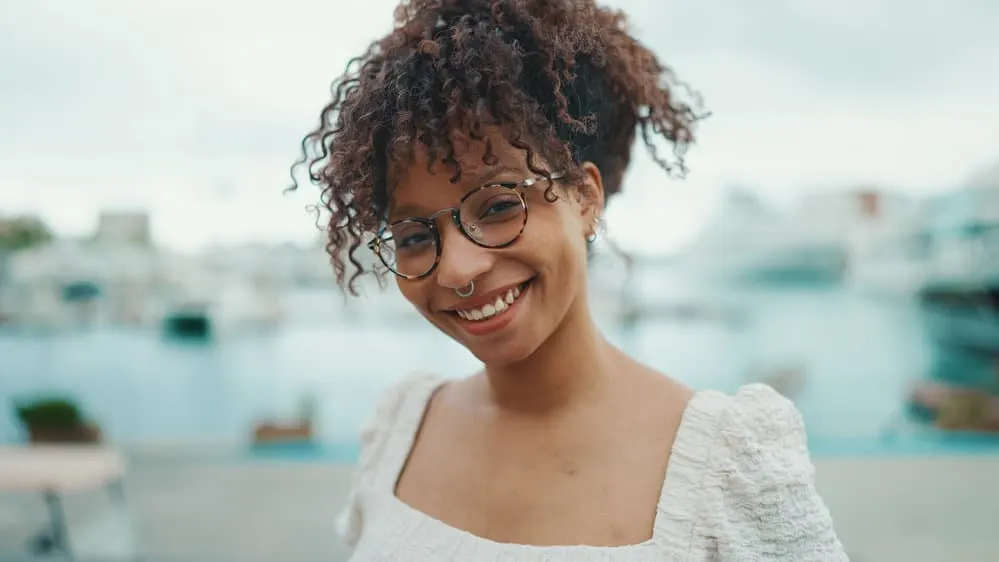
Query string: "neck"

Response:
xmin=483 ymin=295 xmax=620 ymax=415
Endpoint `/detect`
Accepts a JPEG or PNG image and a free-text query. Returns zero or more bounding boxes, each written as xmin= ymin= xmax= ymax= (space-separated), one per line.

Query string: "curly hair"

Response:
xmin=289 ymin=0 xmax=706 ymax=295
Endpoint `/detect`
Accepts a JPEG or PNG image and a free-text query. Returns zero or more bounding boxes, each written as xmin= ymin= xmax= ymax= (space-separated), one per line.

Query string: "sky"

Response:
xmin=1 ymin=0 xmax=998 ymax=254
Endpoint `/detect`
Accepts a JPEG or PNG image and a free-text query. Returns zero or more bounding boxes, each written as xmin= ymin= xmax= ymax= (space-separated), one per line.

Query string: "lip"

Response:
xmin=448 ymin=279 xmax=533 ymax=337
xmin=443 ymin=280 xmax=531 ymax=312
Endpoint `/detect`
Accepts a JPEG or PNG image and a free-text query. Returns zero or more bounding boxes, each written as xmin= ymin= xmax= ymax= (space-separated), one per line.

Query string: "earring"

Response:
xmin=586 ymin=215 xmax=603 ymax=242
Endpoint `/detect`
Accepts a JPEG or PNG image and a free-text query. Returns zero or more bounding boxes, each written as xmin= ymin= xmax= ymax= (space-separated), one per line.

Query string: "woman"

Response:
xmin=292 ymin=0 xmax=848 ymax=559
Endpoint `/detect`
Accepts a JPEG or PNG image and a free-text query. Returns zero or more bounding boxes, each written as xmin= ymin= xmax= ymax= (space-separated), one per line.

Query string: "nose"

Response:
xmin=434 ymin=221 xmax=495 ymax=290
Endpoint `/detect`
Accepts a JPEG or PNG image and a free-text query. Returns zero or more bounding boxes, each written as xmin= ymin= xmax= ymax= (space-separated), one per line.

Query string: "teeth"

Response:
xmin=456 ymin=285 xmax=524 ymax=321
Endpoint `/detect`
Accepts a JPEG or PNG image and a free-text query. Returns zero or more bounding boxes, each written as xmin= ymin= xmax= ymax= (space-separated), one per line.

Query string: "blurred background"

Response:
xmin=1 ymin=0 xmax=998 ymax=560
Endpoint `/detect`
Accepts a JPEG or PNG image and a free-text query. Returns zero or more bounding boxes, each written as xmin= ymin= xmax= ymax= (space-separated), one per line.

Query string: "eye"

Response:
xmin=482 ymin=198 xmax=520 ymax=218
xmin=397 ymin=232 xmax=433 ymax=250
xmin=389 ymin=222 xmax=435 ymax=252
xmin=469 ymin=191 xmax=523 ymax=223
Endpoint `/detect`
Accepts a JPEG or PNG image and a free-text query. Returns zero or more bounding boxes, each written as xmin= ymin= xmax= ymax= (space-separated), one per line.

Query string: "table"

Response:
xmin=0 ymin=446 xmax=129 ymax=560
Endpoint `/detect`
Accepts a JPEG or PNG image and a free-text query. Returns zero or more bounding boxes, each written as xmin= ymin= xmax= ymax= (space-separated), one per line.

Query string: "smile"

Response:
xmin=448 ymin=279 xmax=534 ymax=337
xmin=455 ymin=284 xmax=524 ymax=321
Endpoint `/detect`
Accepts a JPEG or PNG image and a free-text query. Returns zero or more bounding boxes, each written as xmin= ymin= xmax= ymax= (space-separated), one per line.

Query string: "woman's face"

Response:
xmin=387 ymin=133 xmax=605 ymax=366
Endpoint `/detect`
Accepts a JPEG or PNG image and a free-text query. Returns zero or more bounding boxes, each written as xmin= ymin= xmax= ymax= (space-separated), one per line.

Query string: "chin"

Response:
xmin=466 ymin=333 xmax=543 ymax=368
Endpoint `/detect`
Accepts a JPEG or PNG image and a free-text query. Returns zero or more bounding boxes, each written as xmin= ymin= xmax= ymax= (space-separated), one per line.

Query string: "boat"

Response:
xmin=251 ymin=395 xmax=317 ymax=447
xmin=844 ymin=193 xmax=933 ymax=298
xmin=915 ymin=164 xmax=999 ymax=353
xmin=677 ymin=188 xmax=850 ymax=285
xmin=162 ymin=302 xmax=213 ymax=340
xmin=158 ymin=262 xmax=285 ymax=339
xmin=907 ymin=381 xmax=999 ymax=433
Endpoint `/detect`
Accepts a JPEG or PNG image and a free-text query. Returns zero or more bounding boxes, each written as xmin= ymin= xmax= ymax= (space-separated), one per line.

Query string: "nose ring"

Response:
xmin=455 ymin=281 xmax=475 ymax=298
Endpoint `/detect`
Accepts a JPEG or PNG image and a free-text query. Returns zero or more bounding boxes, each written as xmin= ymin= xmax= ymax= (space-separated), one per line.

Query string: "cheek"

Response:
xmin=551 ymin=207 xmax=589 ymax=266
xmin=523 ymin=210 xmax=588 ymax=280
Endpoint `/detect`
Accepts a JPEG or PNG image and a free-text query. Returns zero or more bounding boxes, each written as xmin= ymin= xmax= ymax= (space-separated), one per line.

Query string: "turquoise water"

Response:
xmin=3 ymin=278 xmax=998 ymax=458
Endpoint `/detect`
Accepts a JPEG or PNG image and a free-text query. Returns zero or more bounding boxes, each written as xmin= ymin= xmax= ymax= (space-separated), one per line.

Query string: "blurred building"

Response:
xmin=93 ymin=211 xmax=152 ymax=246
xmin=0 ymin=239 xmax=166 ymax=330
xmin=676 ymin=187 xmax=881 ymax=284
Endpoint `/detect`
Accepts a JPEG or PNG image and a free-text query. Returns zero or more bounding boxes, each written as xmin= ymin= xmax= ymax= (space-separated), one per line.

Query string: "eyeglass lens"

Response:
xmin=379 ymin=184 xmax=527 ymax=277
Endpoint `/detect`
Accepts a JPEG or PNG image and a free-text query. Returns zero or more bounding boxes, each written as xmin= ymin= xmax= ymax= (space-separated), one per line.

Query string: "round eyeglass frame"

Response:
xmin=368 ymin=171 xmax=565 ymax=279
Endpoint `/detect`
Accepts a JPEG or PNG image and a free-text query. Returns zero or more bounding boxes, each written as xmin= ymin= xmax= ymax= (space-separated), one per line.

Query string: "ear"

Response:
xmin=575 ymin=162 xmax=606 ymax=234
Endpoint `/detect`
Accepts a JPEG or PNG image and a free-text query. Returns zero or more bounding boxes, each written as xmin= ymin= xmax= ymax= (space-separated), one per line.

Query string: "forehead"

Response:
xmin=388 ymin=132 xmax=530 ymax=217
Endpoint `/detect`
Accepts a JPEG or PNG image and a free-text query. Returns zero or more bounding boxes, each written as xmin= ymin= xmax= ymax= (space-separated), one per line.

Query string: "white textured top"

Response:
xmin=336 ymin=372 xmax=848 ymax=561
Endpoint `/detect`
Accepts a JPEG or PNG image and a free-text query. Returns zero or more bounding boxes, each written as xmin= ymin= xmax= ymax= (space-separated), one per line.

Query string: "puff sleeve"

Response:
xmin=709 ymin=384 xmax=848 ymax=561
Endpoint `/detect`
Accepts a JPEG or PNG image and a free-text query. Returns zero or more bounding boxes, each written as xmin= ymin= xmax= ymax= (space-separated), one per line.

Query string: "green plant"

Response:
xmin=14 ymin=397 xmax=85 ymax=429
xmin=0 ymin=215 xmax=53 ymax=252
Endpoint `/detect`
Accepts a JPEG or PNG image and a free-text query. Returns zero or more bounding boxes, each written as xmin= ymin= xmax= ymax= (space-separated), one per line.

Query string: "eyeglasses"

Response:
xmin=369 ymin=172 xmax=564 ymax=279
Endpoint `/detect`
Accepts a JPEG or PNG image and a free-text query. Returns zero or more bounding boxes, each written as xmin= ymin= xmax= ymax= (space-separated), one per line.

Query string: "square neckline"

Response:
xmin=380 ymin=374 xmax=715 ymax=553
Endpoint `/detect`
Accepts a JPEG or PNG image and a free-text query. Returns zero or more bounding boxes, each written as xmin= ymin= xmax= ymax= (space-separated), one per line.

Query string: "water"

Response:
xmin=2 ymin=275 xmax=997 ymax=459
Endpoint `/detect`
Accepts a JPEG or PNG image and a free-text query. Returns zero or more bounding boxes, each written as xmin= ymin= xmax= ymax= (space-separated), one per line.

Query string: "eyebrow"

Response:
xmin=388 ymin=164 xmax=524 ymax=221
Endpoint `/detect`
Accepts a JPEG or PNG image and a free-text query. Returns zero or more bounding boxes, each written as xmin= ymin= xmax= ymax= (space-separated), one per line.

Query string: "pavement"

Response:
xmin=1 ymin=453 xmax=997 ymax=562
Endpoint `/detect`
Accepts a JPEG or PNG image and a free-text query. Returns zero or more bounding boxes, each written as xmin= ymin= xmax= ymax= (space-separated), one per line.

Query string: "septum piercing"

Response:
xmin=455 ymin=281 xmax=475 ymax=298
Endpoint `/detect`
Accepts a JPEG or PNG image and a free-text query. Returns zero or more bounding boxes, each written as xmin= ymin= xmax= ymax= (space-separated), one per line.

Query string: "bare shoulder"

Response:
xmin=402 ymin=372 xmax=486 ymax=451
xmin=422 ymin=371 xmax=481 ymax=418
xmin=629 ymin=362 xmax=695 ymax=425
